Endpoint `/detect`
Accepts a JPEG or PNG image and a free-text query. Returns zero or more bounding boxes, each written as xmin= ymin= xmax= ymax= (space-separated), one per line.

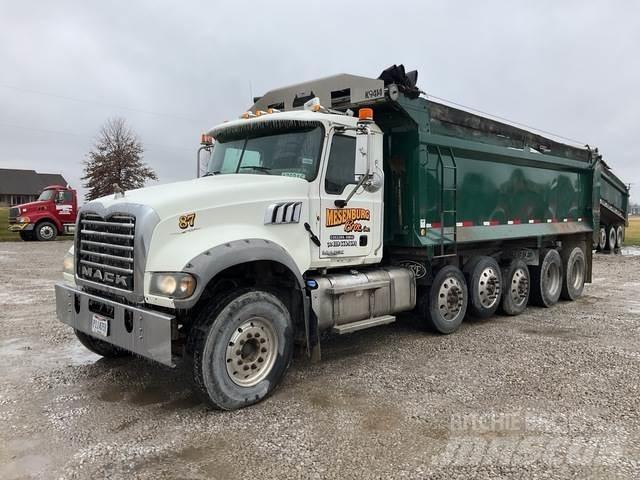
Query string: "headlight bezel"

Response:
xmin=149 ymin=272 xmax=197 ymax=299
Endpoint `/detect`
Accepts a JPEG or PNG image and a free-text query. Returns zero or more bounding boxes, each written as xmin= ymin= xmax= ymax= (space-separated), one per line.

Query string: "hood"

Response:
xmin=84 ymin=174 xmax=310 ymax=219
xmin=13 ymin=200 xmax=51 ymax=212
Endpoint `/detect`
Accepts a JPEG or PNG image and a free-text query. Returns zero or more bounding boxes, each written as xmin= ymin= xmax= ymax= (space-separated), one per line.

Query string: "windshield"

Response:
xmin=206 ymin=125 xmax=324 ymax=180
xmin=37 ymin=190 xmax=55 ymax=201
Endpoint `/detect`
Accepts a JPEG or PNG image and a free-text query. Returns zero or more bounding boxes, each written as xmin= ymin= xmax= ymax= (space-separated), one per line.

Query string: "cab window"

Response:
xmin=325 ymin=135 xmax=356 ymax=195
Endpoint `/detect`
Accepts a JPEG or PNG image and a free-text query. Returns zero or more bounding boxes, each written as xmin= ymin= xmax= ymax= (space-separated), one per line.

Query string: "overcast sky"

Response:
xmin=1 ymin=1 xmax=638 ymax=203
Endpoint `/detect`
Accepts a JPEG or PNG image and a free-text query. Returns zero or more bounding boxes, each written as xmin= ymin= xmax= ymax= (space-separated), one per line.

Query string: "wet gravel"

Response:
xmin=1 ymin=241 xmax=639 ymax=479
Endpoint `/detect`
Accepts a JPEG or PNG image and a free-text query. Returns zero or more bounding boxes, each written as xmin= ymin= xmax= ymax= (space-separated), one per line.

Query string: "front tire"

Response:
xmin=75 ymin=330 xmax=130 ymax=358
xmin=19 ymin=231 xmax=35 ymax=241
xmin=561 ymin=245 xmax=586 ymax=301
xmin=187 ymin=290 xmax=293 ymax=410
xmin=35 ymin=221 xmax=57 ymax=241
xmin=530 ymin=249 xmax=563 ymax=307
xmin=463 ymin=256 xmax=502 ymax=319
xmin=421 ymin=265 xmax=468 ymax=334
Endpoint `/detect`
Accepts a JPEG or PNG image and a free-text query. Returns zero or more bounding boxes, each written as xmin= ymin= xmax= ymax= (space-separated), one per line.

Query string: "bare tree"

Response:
xmin=82 ymin=118 xmax=157 ymax=201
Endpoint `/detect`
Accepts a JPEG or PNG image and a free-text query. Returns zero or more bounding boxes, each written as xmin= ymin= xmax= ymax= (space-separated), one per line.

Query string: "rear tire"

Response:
xmin=421 ymin=265 xmax=468 ymax=334
xmin=597 ymin=227 xmax=607 ymax=251
xmin=187 ymin=289 xmax=293 ymax=410
xmin=616 ymin=225 xmax=624 ymax=248
xmin=75 ymin=330 xmax=130 ymax=358
xmin=463 ymin=256 xmax=502 ymax=319
xmin=499 ymin=260 xmax=530 ymax=316
xmin=530 ymin=249 xmax=563 ymax=308
xmin=560 ymin=245 xmax=586 ymax=301
xmin=35 ymin=221 xmax=57 ymax=241
xmin=607 ymin=225 xmax=617 ymax=251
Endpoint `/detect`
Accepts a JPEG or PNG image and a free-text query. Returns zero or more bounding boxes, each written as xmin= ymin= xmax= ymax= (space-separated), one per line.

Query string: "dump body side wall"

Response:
xmin=382 ymin=95 xmax=595 ymax=252
xmin=599 ymin=165 xmax=629 ymax=226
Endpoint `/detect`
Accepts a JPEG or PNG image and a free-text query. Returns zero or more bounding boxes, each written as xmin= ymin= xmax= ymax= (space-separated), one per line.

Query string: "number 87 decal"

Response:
xmin=179 ymin=213 xmax=196 ymax=229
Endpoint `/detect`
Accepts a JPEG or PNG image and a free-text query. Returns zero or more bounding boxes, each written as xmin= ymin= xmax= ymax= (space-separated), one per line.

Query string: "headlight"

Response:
xmin=63 ymin=251 xmax=74 ymax=275
xmin=17 ymin=216 xmax=30 ymax=223
xmin=150 ymin=273 xmax=196 ymax=299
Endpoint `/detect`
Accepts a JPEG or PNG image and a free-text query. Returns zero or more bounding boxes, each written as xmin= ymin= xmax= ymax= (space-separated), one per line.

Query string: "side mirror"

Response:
xmin=354 ymin=128 xmax=372 ymax=182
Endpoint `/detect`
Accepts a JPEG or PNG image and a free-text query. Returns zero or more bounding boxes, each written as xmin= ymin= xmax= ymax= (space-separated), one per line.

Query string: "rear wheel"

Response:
xmin=560 ymin=245 xmax=586 ymax=301
xmin=500 ymin=260 xmax=530 ymax=316
xmin=75 ymin=330 xmax=130 ymax=358
xmin=422 ymin=265 xmax=468 ymax=334
xmin=530 ymin=249 xmax=563 ymax=307
xmin=35 ymin=221 xmax=57 ymax=241
xmin=464 ymin=256 xmax=502 ymax=319
xmin=187 ymin=289 xmax=293 ymax=410
xmin=607 ymin=225 xmax=617 ymax=251
xmin=616 ymin=225 xmax=624 ymax=248
xmin=597 ymin=227 xmax=607 ymax=251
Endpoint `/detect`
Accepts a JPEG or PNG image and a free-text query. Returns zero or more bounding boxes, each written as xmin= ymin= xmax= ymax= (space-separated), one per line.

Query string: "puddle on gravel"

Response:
xmin=621 ymin=246 xmax=640 ymax=256
xmin=520 ymin=326 xmax=585 ymax=340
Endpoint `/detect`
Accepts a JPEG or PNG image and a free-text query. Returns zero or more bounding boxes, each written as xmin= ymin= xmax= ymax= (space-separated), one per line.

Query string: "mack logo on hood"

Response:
xmin=81 ymin=266 xmax=129 ymax=288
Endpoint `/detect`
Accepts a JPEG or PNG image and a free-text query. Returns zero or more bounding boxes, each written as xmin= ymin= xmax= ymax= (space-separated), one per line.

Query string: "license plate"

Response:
xmin=91 ymin=314 xmax=109 ymax=337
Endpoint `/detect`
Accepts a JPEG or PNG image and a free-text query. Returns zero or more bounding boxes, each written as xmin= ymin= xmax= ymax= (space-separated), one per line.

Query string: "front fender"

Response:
xmin=174 ymin=238 xmax=305 ymax=310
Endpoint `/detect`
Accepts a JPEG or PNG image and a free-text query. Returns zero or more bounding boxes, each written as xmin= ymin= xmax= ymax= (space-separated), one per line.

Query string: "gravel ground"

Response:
xmin=1 ymin=241 xmax=639 ymax=479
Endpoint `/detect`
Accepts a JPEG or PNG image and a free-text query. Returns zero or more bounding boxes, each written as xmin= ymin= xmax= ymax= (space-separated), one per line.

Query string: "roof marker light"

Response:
xmin=200 ymin=134 xmax=213 ymax=145
xmin=358 ymin=108 xmax=374 ymax=122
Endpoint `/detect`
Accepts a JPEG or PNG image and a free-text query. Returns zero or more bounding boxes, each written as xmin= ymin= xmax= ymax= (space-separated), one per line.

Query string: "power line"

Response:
xmin=0 ymin=122 xmax=193 ymax=152
xmin=0 ymin=84 xmax=209 ymax=125
xmin=425 ymin=93 xmax=588 ymax=147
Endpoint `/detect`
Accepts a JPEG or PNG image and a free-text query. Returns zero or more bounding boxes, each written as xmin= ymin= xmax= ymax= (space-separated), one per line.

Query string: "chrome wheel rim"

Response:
xmin=438 ymin=276 xmax=464 ymax=321
xmin=570 ymin=256 xmax=584 ymax=291
xmin=599 ymin=228 xmax=607 ymax=249
xmin=225 ymin=317 xmax=278 ymax=387
xmin=546 ymin=262 xmax=561 ymax=297
xmin=616 ymin=226 xmax=623 ymax=248
xmin=510 ymin=268 xmax=529 ymax=307
xmin=478 ymin=266 xmax=500 ymax=309
xmin=40 ymin=224 xmax=54 ymax=240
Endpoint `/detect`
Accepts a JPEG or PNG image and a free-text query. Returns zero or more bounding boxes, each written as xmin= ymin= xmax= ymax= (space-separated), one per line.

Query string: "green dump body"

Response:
xmin=376 ymin=93 xmax=622 ymax=255
xmin=598 ymin=164 xmax=629 ymax=227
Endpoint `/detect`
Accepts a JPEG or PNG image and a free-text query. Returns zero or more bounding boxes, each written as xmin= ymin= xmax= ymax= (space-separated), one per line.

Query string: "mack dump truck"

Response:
xmin=55 ymin=65 xmax=629 ymax=410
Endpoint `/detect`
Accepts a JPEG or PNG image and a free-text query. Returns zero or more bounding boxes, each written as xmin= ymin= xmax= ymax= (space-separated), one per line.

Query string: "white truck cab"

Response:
xmin=56 ymin=75 xmax=415 ymax=410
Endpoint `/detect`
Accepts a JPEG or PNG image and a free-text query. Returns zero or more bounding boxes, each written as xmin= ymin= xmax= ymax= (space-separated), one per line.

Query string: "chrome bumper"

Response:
xmin=8 ymin=223 xmax=33 ymax=232
xmin=55 ymin=283 xmax=175 ymax=366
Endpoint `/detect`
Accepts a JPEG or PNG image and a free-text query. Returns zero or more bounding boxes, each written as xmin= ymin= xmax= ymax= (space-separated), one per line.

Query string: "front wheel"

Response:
xmin=19 ymin=231 xmax=35 ymax=241
xmin=35 ymin=221 xmax=57 ymax=241
xmin=187 ymin=290 xmax=293 ymax=410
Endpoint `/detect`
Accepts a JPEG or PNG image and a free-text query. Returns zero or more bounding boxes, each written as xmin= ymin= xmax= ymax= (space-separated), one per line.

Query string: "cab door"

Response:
xmin=318 ymin=130 xmax=381 ymax=261
xmin=55 ymin=190 xmax=76 ymax=225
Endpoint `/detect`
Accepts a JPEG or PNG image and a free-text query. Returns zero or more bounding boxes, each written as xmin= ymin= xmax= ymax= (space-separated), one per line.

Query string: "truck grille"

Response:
xmin=9 ymin=207 xmax=19 ymax=222
xmin=77 ymin=213 xmax=136 ymax=291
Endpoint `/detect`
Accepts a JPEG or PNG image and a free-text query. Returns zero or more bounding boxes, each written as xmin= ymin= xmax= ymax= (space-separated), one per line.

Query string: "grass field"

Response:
xmin=626 ymin=216 xmax=640 ymax=246
xmin=0 ymin=207 xmax=21 ymax=241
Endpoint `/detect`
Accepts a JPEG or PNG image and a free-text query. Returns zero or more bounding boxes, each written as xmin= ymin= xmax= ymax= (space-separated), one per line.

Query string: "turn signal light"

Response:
xmin=358 ymin=108 xmax=374 ymax=121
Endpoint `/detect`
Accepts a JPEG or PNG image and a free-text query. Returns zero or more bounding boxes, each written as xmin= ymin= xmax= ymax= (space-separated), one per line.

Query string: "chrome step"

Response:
xmin=332 ymin=315 xmax=396 ymax=335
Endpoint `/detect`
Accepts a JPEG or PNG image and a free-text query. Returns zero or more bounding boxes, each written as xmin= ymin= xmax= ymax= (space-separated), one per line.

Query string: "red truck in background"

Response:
xmin=8 ymin=185 xmax=78 ymax=241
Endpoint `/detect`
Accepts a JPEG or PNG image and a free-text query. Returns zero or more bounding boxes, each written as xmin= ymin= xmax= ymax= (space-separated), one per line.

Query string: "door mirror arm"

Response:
xmin=334 ymin=170 xmax=371 ymax=208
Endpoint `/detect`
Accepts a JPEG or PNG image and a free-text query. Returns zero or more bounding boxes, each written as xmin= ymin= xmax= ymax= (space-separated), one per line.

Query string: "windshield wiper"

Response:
xmin=202 ymin=171 xmax=220 ymax=177
xmin=238 ymin=166 xmax=272 ymax=174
